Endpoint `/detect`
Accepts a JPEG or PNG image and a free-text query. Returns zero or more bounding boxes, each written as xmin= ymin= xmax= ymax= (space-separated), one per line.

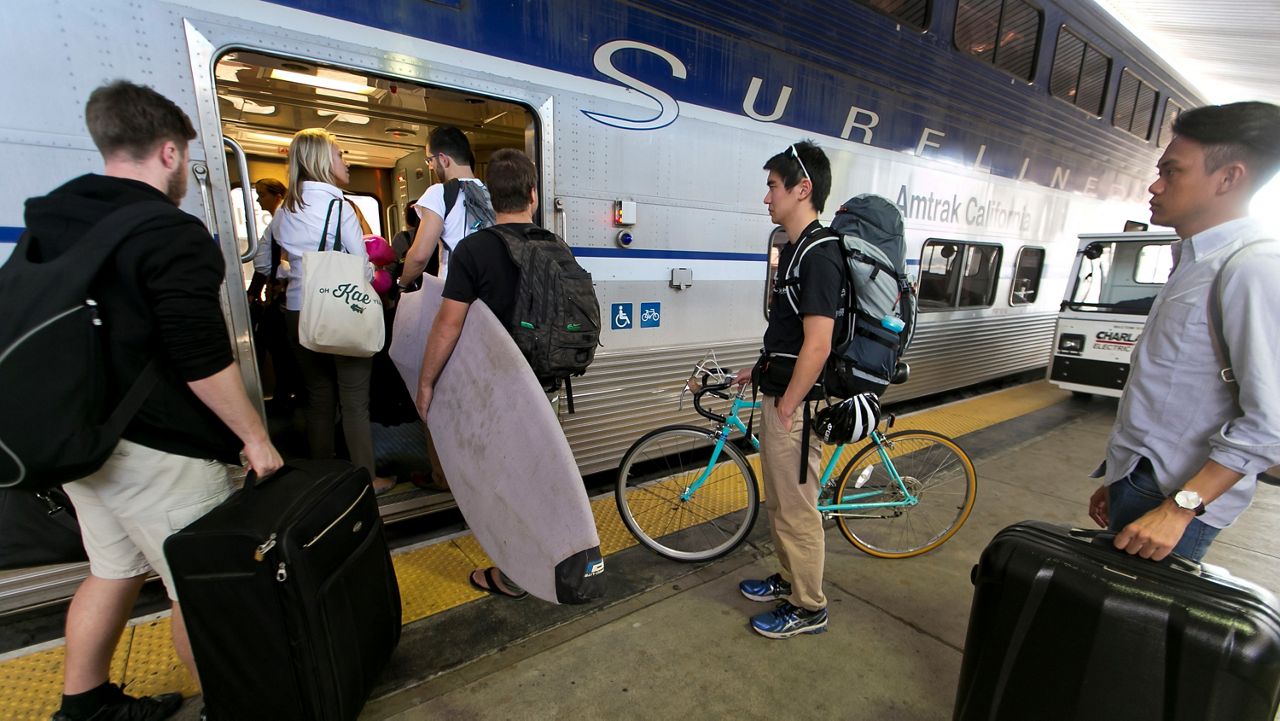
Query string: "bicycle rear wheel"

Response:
xmin=832 ymin=430 xmax=976 ymax=559
xmin=615 ymin=425 xmax=759 ymax=562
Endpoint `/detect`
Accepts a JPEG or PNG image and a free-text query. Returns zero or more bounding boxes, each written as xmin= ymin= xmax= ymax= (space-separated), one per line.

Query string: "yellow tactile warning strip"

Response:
xmin=0 ymin=381 xmax=1069 ymax=720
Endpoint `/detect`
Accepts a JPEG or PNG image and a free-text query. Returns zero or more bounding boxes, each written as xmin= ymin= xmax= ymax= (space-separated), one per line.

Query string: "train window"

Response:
xmin=1134 ymin=243 xmax=1174 ymax=284
xmin=856 ymin=0 xmax=931 ymax=30
xmin=954 ymin=0 xmax=1042 ymax=82
xmin=1050 ymin=26 xmax=1110 ymax=116
xmin=918 ymin=240 xmax=1003 ymax=310
xmin=1158 ymin=99 xmax=1183 ymax=148
xmin=1009 ymin=246 xmax=1044 ymax=305
xmin=1113 ymin=69 xmax=1158 ymax=140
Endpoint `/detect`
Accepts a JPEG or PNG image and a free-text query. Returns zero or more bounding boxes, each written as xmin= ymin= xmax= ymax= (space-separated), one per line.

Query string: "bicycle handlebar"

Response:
xmin=689 ymin=374 xmax=749 ymax=425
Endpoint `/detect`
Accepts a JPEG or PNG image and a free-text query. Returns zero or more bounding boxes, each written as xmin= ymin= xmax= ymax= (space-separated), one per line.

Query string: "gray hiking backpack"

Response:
xmin=828 ymin=194 xmax=917 ymax=395
xmin=782 ymin=194 xmax=916 ymax=397
xmin=442 ymin=179 xmax=496 ymax=249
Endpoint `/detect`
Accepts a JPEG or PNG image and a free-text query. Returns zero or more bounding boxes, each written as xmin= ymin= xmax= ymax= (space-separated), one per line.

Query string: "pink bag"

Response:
xmin=364 ymin=235 xmax=396 ymax=267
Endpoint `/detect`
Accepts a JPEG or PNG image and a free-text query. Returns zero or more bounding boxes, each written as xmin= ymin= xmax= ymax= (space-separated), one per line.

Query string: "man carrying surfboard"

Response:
xmin=414 ymin=148 xmax=548 ymax=599
xmin=734 ymin=141 xmax=839 ymax=638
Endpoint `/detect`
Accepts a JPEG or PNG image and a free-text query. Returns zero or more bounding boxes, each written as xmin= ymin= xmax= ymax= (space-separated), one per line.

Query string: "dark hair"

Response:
xmin=1173 ymin=101 xmax=1280 ymax=189
xmin=763 ymin=140 xmax=832 ymax=213
xmin=428 ymin=126 xmax=474 ymax=167
xmin=404 ymin=204 xmax=420 ymax=229
xmin=486 ymin=148 xmax=538 ymax=213
xmin=253 ymin=178 xmax=286 ymax=196
xmin=85 ymin=80 xmax=196 ymax=161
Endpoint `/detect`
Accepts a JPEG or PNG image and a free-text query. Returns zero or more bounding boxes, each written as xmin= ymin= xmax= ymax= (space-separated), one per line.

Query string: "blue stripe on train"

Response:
xmin=571 ymin=247 xmax=766 ymax=262
xmin=0 ymin=227 xmax=21 ymax=243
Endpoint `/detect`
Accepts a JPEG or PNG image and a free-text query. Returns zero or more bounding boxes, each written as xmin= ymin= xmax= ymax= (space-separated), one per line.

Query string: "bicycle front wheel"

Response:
xmin=832 ymin=430 xmax=976 ymax=559
xmin=615 ymin=425 xmax=759 ymax=562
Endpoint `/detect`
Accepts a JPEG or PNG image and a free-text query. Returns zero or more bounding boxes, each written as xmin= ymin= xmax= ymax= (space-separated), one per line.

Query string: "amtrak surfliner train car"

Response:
xmin=0 ymin=1 xmax=1200 ymax=517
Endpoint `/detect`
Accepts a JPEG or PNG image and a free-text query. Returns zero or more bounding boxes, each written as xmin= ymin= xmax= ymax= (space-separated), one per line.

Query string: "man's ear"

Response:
xmin=157 ymin=140 xmax=183 ymax=171
xmin=529 ymin=186 xmax=539 ymax=210
xmin=1218 ymin=162 xmax=1249 ymax=195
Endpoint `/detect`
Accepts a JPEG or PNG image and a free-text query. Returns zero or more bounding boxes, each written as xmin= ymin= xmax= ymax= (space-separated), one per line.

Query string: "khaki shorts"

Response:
xmin=63 ymin=439 xmax=234 ymax=602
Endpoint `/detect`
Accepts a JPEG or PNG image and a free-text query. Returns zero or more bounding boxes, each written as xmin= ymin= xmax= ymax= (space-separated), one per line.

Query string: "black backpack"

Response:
xmin=486 ymin=224 xmax=600 ymax=411
xmin=0 ymin=201 xmax=190 ymax=490
xmin=778 ymin=195 xmax=916 ymax=398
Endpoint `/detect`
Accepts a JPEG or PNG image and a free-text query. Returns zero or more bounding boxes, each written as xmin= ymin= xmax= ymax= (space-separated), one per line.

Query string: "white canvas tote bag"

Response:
xmin=299 ymin=199 xmax=384 ymax=357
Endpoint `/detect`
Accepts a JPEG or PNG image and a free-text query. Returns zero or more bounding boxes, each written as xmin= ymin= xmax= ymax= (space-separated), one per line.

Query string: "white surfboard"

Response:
xmin=389 ymin=277 xmax=602 ymax=604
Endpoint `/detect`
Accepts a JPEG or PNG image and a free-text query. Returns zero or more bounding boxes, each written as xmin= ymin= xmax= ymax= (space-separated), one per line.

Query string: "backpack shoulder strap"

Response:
xmin=442 ymin=179 xmax=461 ymax=222
xmin=486 ymin=223 xmax=545 ymax=267
xmin=1208 ymin=239 xmax=1274 ymax=385
xmin=66 ymin=201 xmax=190 ymax=268
xmin=779 ymin=229 xmax=840 ymax=314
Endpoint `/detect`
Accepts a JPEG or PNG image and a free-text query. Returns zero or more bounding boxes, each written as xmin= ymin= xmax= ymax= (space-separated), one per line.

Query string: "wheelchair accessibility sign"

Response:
xmin=640 ymin=302 xmax=661 ymax=328
xmin=611 ymin=303 xmax=633 ymax=330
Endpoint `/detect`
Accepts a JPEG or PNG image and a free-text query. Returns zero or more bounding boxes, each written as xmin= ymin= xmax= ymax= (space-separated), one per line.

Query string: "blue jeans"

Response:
xmin=1107 ymin=458 xmax=1220 ymax=562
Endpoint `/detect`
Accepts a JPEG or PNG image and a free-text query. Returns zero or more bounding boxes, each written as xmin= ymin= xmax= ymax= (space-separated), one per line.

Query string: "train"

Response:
xmin=0 ymin=0 xmax=1203 ymax=611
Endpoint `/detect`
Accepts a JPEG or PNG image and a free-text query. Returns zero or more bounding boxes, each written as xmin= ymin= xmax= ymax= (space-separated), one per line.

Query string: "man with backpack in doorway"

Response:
xmin=1 ymin=81 xmax=282 ymax=721
xmin=397 ymin=125 xmax=496 ymax=286
xmin=414 ymin=148 xmax=599 ymax=599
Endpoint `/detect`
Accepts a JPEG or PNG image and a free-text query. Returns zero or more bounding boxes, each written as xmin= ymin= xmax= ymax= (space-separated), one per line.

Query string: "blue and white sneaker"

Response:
xmin=739 ymin=573 xmax=792 ymax=602
xmin=750 ymin=601 xmax=828 ymax=639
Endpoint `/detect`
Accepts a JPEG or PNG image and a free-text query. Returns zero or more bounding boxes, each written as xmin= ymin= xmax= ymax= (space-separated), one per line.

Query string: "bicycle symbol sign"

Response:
xmin=611 ymin=303 xmax=633 ymax=330
xmin=640 ymin=302 xmax=661 ymax=328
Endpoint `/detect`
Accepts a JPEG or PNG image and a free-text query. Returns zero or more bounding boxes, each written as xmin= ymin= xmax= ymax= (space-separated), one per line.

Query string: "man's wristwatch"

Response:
xmin=1172 ymin=489 xmax=1206 ymax=517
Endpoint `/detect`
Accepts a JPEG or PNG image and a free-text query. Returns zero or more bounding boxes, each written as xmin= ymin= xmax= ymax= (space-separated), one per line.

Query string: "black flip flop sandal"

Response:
xmin=468 ymin=567 xmax=528 ymax=599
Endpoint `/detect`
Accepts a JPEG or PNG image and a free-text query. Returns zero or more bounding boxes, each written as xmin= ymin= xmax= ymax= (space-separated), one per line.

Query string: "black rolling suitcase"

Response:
xmin=164 ymin=460 xmax=401 ymax=721
xmin=954 ymin=521 xmax=1280 ymax=721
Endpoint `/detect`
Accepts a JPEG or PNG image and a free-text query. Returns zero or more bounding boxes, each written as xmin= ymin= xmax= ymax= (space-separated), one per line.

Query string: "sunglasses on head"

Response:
xmin=789 ymin=144 xmax=811 ymax=185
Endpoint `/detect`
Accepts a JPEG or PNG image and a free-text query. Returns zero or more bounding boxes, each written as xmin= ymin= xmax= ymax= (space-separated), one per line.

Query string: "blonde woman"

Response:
xmin=265 ymin=128 xmax=394 ymax=493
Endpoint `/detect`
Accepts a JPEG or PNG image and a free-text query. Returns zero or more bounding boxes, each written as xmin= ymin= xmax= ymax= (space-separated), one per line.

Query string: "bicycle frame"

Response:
xmin=681 ymin=390 xmax=918 ymax=514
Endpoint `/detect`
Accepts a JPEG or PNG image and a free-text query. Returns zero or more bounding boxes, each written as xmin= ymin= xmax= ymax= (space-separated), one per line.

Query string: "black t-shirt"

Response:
xmin=442 ymin=223 xmax=533 ymax=326
xmin=763 ymin=221 xmax=844 ymax=356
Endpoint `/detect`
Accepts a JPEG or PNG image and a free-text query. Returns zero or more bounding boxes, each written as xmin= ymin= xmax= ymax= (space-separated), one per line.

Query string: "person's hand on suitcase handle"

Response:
xmin=1112 ymin=502 xmax=1195 ymax=562
xmin=244 ymin=436 xmax=284 ymax=479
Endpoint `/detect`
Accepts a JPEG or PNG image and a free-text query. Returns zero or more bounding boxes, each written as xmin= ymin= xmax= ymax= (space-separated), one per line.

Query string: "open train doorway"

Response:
xmin=212 ymin=50 xmax=538 ymax=521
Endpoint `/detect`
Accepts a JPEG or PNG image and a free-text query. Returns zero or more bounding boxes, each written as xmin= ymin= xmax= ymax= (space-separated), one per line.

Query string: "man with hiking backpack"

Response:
xmin=398 ymin=125 xmax=496 ymax=286
xmin=733 ymin=141 xmax=841 ymax=639
xmin=2 ymin=81 xmax=282 ymax=721
xmin=414 ymin=147 xmax=599 ymax=598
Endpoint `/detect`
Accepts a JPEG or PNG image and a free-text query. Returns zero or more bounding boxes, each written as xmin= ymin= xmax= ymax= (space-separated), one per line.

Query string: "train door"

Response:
xmin=205 ymin=49 xmax=539 ymax=521
xmin=1047 ymin=232 xmax=1177 ymax=397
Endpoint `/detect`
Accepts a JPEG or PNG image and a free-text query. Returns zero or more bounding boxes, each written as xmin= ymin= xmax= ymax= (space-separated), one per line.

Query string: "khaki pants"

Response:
xmin=759 ymin=394 xmax=827 ymax=611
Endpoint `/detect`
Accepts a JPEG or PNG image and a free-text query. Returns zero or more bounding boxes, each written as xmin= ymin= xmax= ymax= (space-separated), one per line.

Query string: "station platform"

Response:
xmin=2 ymin=381 xmax=1277 ymax=720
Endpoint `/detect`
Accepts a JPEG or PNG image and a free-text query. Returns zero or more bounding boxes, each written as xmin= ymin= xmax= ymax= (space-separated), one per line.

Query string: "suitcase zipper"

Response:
xmin=254 ymin=533 xmax=277 ymax=562
xmin=302 ymin=485 xmax=371 ymax=549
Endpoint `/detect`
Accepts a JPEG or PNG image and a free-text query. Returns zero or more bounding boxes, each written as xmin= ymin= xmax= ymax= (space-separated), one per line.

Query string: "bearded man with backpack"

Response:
xmin=4 ymin=81 xmax=282 ymax=721
xmin=414 ymin=147 xmax=598 ymax=598
xmin=398 ymin=125 xmax=496 ymax=286
xmin=732 ymin=141 xmax=841 ymax=639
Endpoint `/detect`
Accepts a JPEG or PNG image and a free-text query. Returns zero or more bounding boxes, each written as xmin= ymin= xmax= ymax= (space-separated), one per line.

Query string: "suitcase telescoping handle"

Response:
xmin=1068 ymin=527 xmax=1203 ymax=576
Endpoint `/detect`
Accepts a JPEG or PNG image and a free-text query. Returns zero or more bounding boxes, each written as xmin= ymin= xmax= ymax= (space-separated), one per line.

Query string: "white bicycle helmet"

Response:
xmin=814 ymin=393 xmax=881 ymax=445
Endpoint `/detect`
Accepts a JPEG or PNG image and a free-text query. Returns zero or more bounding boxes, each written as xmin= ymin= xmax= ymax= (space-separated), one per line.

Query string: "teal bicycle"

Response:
xmin=614 ymin=361 xmax=977 ymax=562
